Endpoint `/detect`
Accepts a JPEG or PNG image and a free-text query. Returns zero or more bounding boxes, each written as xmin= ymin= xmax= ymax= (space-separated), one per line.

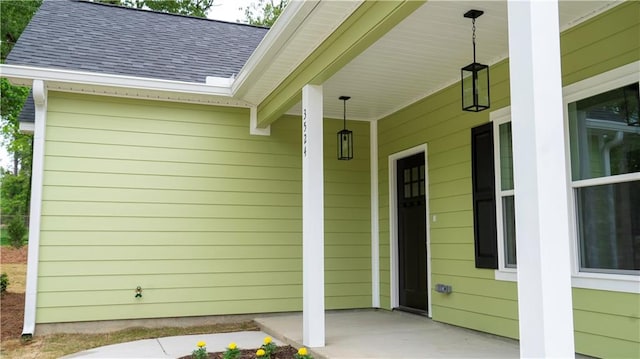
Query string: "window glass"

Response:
xmin=576 ymin=181 xmax=640 ymax=273
xmin=569 ymin=82 xmax=640 ymax=275
xmin=569 ymin=83 xmax=640 ymax=181
xmin=502 ymin=195 xmax=517 ymax=267
xmin=499 ymin=122 xmax=514 ymax=191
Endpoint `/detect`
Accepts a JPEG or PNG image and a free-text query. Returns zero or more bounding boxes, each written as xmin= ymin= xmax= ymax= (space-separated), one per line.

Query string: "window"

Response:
xmin=489 ymin=62 xmax=640 ymax=291
xmin=492 ymin=111 xmax=516 ymax=270
xmin=568 ymin=82 xmax=640 ymax=275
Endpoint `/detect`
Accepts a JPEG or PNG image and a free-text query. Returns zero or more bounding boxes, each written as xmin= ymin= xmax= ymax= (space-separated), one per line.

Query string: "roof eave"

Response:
xmin=0 ymin=64 xmax=255 ymax=108
xmin=231 ymin=0 xmax=319 ymax=98
xmin=231 ymin=1 xmax=365 ymax=104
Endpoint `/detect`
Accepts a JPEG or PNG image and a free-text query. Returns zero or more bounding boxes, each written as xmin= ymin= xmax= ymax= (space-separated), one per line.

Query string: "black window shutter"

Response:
xmin=471 ymin=123 xmax=498 ymax=269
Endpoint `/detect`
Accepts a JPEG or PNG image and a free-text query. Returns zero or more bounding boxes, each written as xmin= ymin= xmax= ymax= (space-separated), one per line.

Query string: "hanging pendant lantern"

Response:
xmin=337 ymin=96 xmax=353 ymax=160
xmin=461 ymin=9 xmax=490 ymax=112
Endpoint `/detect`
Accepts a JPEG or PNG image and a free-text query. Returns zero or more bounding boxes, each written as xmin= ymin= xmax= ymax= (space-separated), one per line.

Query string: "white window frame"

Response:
xmin=491 ymin=107 xmax=517 ymax=281
xmin=563 ymin=61 xmax=640 ymax=293
xmin=492 ymin=61 xmax=640 ymax=292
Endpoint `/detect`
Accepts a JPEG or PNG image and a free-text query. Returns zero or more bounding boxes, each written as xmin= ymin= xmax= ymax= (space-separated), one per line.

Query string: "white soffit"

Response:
xmin=287 ymin=0 xmax=624 ymax=122
xmin=236 ymin=0 xmax=363 ymax=106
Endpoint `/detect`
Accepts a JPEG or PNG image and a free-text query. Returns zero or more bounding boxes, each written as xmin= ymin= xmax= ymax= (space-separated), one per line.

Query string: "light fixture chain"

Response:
xmin=472 ymin=18 xmax=477 ymax=63
xmin=343 ymin=98 xmax=347 ymax=130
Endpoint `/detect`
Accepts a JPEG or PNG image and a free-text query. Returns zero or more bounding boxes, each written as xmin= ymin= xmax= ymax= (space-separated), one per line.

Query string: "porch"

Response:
xmin=256 ymin=310 xmax=521 ymax=359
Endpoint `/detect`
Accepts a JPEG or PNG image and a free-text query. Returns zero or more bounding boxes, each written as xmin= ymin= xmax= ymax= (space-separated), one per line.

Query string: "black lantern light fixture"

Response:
xmin=461 ymin=9 xmax=490 ymax=112
xmin=337 ymin=96 xmax=353 ymax=160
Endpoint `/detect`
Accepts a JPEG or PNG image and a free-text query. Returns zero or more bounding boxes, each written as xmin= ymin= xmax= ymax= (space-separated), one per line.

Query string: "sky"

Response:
xmin=0 ymin=0 xmax=261 ymax=172
xmin=208 ymin=0 xmax=255 ymax=23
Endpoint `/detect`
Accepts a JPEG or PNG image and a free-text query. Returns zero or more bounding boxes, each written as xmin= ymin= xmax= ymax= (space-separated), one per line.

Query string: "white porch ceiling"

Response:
xmin=285 ymin=0 xmax=623 ymax=121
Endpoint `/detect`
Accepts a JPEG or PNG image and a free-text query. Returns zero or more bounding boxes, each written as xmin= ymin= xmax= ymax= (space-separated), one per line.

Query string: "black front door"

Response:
xmin=397 ymin=152 xmax=427 ymax=313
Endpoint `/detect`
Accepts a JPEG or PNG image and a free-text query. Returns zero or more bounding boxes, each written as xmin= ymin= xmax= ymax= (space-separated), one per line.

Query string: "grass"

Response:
xmin=1 ymin=264 xmax=26 ymax=293
xmin=1 ymin=321 xmax=260 ymax=359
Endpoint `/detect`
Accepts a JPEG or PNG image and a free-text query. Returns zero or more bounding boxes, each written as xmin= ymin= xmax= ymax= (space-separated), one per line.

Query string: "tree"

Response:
xmin=1 ymin=0 xmax=42 ymax=62
xmin=1 ymin=0 xmax=41 ymax=176
xmin=242 ymin=0 xmax=288 ymax=27
xmin=94 ymin=0 xmax=215 ymax=18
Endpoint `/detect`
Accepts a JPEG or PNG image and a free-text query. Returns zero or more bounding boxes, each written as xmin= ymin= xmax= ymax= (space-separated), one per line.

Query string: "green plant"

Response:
xmin=1 ymin=272 xmax=8 ymax=294
xmin=294 ymin=347 xmax=313 ymax=359
xmin=7 ymin=215 xmax=26 ymax=248
xmin=222 ymin=342 xmax=240 ymax=359
xmin=261 ymin=336 xmax=277 ymax=358
xmin=191 ymin=341 xmax=207 ymax=359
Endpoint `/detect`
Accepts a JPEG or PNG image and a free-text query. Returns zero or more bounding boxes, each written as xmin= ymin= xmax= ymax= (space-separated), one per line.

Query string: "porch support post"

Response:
xmin=301 ymin=84 xmax=325 ymax=347
xmin=507 ymin=1 xmax=575 ymax=358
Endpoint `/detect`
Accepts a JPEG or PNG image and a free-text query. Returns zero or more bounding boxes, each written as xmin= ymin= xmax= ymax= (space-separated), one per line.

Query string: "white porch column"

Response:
xmin=301 ymin=84 xmax=325 ymax=347
xmin=507 ymin=1 xmax=575 ymax=358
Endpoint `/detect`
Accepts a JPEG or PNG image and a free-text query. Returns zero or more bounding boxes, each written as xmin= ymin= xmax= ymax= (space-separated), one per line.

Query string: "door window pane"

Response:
xmin=576 ymin=181 xmax=640 ymax=273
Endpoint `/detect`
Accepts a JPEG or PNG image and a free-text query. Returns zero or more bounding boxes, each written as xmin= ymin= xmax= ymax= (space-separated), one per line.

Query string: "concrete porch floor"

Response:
xmin=255 ymin=309 xmax=521 ymax=359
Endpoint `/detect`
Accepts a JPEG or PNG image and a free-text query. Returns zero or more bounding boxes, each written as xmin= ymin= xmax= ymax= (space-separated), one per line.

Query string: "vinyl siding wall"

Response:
xmin=37 ymin=92 xmax=370 ymax=323
xmin=377 ymin=2 xmax=639 ymax=358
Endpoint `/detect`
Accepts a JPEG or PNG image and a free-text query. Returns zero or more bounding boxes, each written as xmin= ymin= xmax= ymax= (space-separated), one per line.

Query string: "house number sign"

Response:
xmin=302 ymin=108 xmax=308 ymax=158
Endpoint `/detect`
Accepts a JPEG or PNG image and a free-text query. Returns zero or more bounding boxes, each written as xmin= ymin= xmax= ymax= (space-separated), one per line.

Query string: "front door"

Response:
xmin=397 ymin=152 xmax=427 ymax=313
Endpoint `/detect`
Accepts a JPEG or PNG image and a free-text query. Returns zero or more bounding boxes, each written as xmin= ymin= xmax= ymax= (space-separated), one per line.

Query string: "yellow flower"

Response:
xmin=256 ymin=348 xmax=266 ymax=357
xmin=228 ymin=342 xmax=237 ymax=350
xmin=298 ymin=347 xmax=308 ymax=356
xmin=263 ymin=336 xmax=272 ymax=345
xmin=197 ymin=341 xmax=206 ymax=348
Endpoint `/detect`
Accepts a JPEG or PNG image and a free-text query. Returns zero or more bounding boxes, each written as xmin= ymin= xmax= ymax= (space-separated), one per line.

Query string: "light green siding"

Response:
xmin=377 ymin=2 xmax=639 ymax=357
xmin=37 ymin=92 xmax=370 ymax=323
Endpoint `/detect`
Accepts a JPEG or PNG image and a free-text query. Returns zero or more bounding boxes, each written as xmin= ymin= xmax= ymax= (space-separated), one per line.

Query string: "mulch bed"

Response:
xmin=1 ymin=245 xmax=28 ymax=264
xmin=1 ymin=245 xmax=28 ymax=341
xmin=178 ymin=346 xmax=299 ymax=359
xmin=1 ymin=292 xmax=25 ymax=341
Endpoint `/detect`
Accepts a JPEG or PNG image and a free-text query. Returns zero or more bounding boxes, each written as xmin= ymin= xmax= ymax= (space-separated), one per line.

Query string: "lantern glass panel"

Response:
xmin=461 ymin=62 xmax=490 ymax=112
xmin=337 ymin=129 xmax=353 ymax=160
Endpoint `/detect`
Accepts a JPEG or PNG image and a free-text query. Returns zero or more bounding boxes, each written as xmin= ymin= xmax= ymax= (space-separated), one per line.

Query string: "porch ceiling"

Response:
xmin=285 ymin=0 xmax=623 ymax=121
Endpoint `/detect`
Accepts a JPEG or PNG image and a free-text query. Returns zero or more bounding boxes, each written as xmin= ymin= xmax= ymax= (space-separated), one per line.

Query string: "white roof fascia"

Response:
xmin=230 ymin=0 xmax=320 ymax=97
xmin=1 ymin=64 xmax=233 ymax=97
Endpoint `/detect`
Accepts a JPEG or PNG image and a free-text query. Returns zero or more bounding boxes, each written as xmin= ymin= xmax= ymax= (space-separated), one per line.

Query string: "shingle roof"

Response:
xmin=18 ymin=92 xmax=35 ymax=124
xmin=6 ymin=0 xmax=269 ymax=83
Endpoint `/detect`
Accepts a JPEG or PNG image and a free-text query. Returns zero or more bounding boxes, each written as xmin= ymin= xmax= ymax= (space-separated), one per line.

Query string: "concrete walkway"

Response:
xmin=63 ymin=310 xmax=524 ymax=358
xmin=62 ymin=330 xmax=283 ymax=358
xmin=255 ymin=310 xmax=521 ymax=359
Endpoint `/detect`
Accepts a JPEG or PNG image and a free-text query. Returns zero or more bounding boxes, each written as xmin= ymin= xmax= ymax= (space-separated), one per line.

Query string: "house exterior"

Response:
xmin=1 ymin=0 xmax=638 ymax=358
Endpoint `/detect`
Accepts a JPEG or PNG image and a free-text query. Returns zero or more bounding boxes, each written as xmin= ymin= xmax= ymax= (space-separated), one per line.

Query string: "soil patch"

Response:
xmin=178 ymin=345 xmax=299 ymax=359
xmin=1 ymin=291 xmax=25 ymax=341
xmin=1 ymin=245 xmax=28 ymax=342
xmin=1 ymin=245 xmax=28 ymax=264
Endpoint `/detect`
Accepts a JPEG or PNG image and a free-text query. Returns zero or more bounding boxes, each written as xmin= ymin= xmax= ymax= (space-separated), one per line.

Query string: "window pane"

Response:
xmin=404 ymin=184 xmax=411 ymax=198
xmin=503 ymin=195 xmax=517 ymax=267
xmin=499 ymin=122 xmax=514 ymax=190
xmin=577 ymin=181 xmax=640 ymax=274
xmin=412 ymin=167 xmax=419 ymax=182
xmin=569 ymin=83 xmax=640 ymax=181
xmin=404 ymin=169 xmax=411 ymax=184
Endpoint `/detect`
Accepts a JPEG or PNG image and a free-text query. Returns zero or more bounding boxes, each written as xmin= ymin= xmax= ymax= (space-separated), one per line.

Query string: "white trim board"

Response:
xmin=387 ymin=144 xmax=432 ymax=317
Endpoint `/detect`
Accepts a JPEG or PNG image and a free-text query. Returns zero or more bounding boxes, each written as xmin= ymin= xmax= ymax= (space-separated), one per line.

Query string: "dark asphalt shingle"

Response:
xmin=6 ymin=0 xmax=269 ymax=83
xmin=18 ymin=92 xmax=35 ymax=124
